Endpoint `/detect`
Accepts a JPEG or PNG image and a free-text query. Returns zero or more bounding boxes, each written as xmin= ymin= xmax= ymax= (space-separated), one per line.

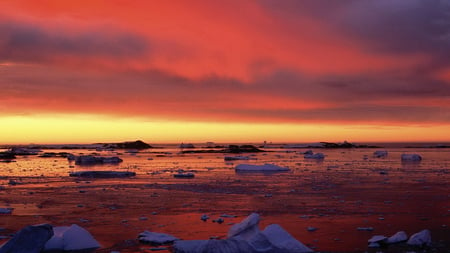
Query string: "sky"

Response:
xmin=0 ymin=0 xmax=449 ymax=144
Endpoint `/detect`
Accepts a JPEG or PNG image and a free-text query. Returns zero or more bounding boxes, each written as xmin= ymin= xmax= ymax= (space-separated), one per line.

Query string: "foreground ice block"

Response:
xmin=0 ymin=224 xmax=53 ymax=253
xmin=44 ymin=224 xmax=100 ymax=252
xmin=407 ymin=229 xmax=431 ymax=246
xmin=173 ymin=213 xmax=313 ymax=253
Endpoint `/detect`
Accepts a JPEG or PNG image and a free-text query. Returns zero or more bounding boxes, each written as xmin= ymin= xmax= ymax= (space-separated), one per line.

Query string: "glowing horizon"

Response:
xmin=1 ymin=1 xmax=449 ymax=144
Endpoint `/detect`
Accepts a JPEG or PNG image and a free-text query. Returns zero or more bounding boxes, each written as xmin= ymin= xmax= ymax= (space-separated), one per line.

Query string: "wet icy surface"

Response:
xmin=0 ymin=145 xmax=449 ymax=252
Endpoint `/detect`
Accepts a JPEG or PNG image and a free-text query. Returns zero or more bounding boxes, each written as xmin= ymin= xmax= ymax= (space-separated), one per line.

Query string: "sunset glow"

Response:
xmin=1 ymin=1 xmax=449 ymax=144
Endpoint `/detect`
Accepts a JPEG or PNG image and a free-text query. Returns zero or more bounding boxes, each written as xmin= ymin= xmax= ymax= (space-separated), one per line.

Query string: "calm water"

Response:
xmin=0 ymin=143 xmax=449 ymax=251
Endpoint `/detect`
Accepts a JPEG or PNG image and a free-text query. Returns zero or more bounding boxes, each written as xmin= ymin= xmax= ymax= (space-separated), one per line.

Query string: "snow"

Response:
xmin=235 ymin=164 xmax=290 ymax=172
xmin=138 ymin=231 xmax=180 ymax=245
xmin=407 ymin=229 xmax=431 ymax=246
xmin=44 ymin=224 xmax=100 ymax=251
xmin=401 ymin=154 xmax=422 ymax=161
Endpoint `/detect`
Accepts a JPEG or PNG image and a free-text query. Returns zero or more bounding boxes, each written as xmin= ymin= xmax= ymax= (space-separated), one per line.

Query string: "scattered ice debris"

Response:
xmin=200 ymin=214 xmax=209 ymax=222
xmin=173 ymin=172 xmax=195 ymax=178
xmin=386 ymin=231 xmax=408 ymax=244
xmin=407 ymin=229 xmax=431 ymax=246
xmin=401 ymin=154 xmax=422 ymax=162
xmin=307 ymin=227 xmax=317 ymax=232
xmin=224 ymin=156 xmax=251 ymax=161
xmin=0 ymin=208 xmax=13 ymax=214
xmin=138 ymin=231 xmax=180 ymax=245
xmin=213 ymin=218 xmax=224 ymax=224
xmin=373 ymin=150 xmax=388 ymax=158
xmin=139 ymin=216 xmax=148 ymax=221
xmin=69 ymin=171 xmax=136 ymax=178
xmin=44 ymin=224 xmax=100 ymax=252
xmin=357 ymin=227 xmax=374 ymax=231
xmin=173 ymin=213 xmax=313 ymax=253
xmin=71 ymin=155 xmax=123 ymax=165
xmin=304 ymin=153 xmax=325 ymax=160
xmin=0 ymin=224 xmax=53 ymax=253
xmin=235 ymin=163 xmax=290 ymax=172
xmin=220 ymin=214 xmax=237 ymax=218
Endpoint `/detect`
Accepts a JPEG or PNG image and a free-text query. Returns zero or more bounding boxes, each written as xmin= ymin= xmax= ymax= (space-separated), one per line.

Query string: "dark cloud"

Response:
xmin=0 ymin=20 xmax=149 ymax=62
xmin=1 ymin=63 xmax=449 ymax=124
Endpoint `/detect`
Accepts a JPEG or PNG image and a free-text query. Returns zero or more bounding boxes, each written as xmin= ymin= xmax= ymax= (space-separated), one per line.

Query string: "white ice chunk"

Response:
xmin=228 ymin=213 xmax=260 ymax=239
xmin=407 ymin=229 xmax=431 ymax=246
xmin=44 ymin=224 xmax=100 ymax=251
xmin=138 ymin=231 xmax=179 ymax=244
xmin=261 ymin=224 xmax=313 ymax=252
xmin=235 ymin=164 xmax=290 ymax=172
xmin=304 ymin=153 xmax=324 ymax=159
xmin=401 ymin=154 xmax=422 ymax=161
xmin=386 ymin=231 xmax=408 ymax=244
xmin=368 ymin=235 xmax=386 ymax=243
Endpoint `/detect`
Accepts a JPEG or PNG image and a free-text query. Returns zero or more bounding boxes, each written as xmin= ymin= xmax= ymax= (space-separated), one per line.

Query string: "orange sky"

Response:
xmin=0 ymin=1 xmax=449 ymax=144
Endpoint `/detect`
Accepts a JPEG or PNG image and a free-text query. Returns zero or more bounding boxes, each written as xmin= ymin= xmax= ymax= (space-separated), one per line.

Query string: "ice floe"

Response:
xmin=71 ymin=155 xmax=123 ymax=165
xmin=401 ymin=154 xmax=422 ymax=162
xmin=69 ymin=171 xmax=136 ymax=178
xmin=386 ymin=231 xmax=408 ymax=244
xmin=138 ymin=231 xmax=180 ymax=245
xmin=235 ymin=164 xmax=290 ymax=172
xmin=304 ymin=153 xmax=325 ymax=160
